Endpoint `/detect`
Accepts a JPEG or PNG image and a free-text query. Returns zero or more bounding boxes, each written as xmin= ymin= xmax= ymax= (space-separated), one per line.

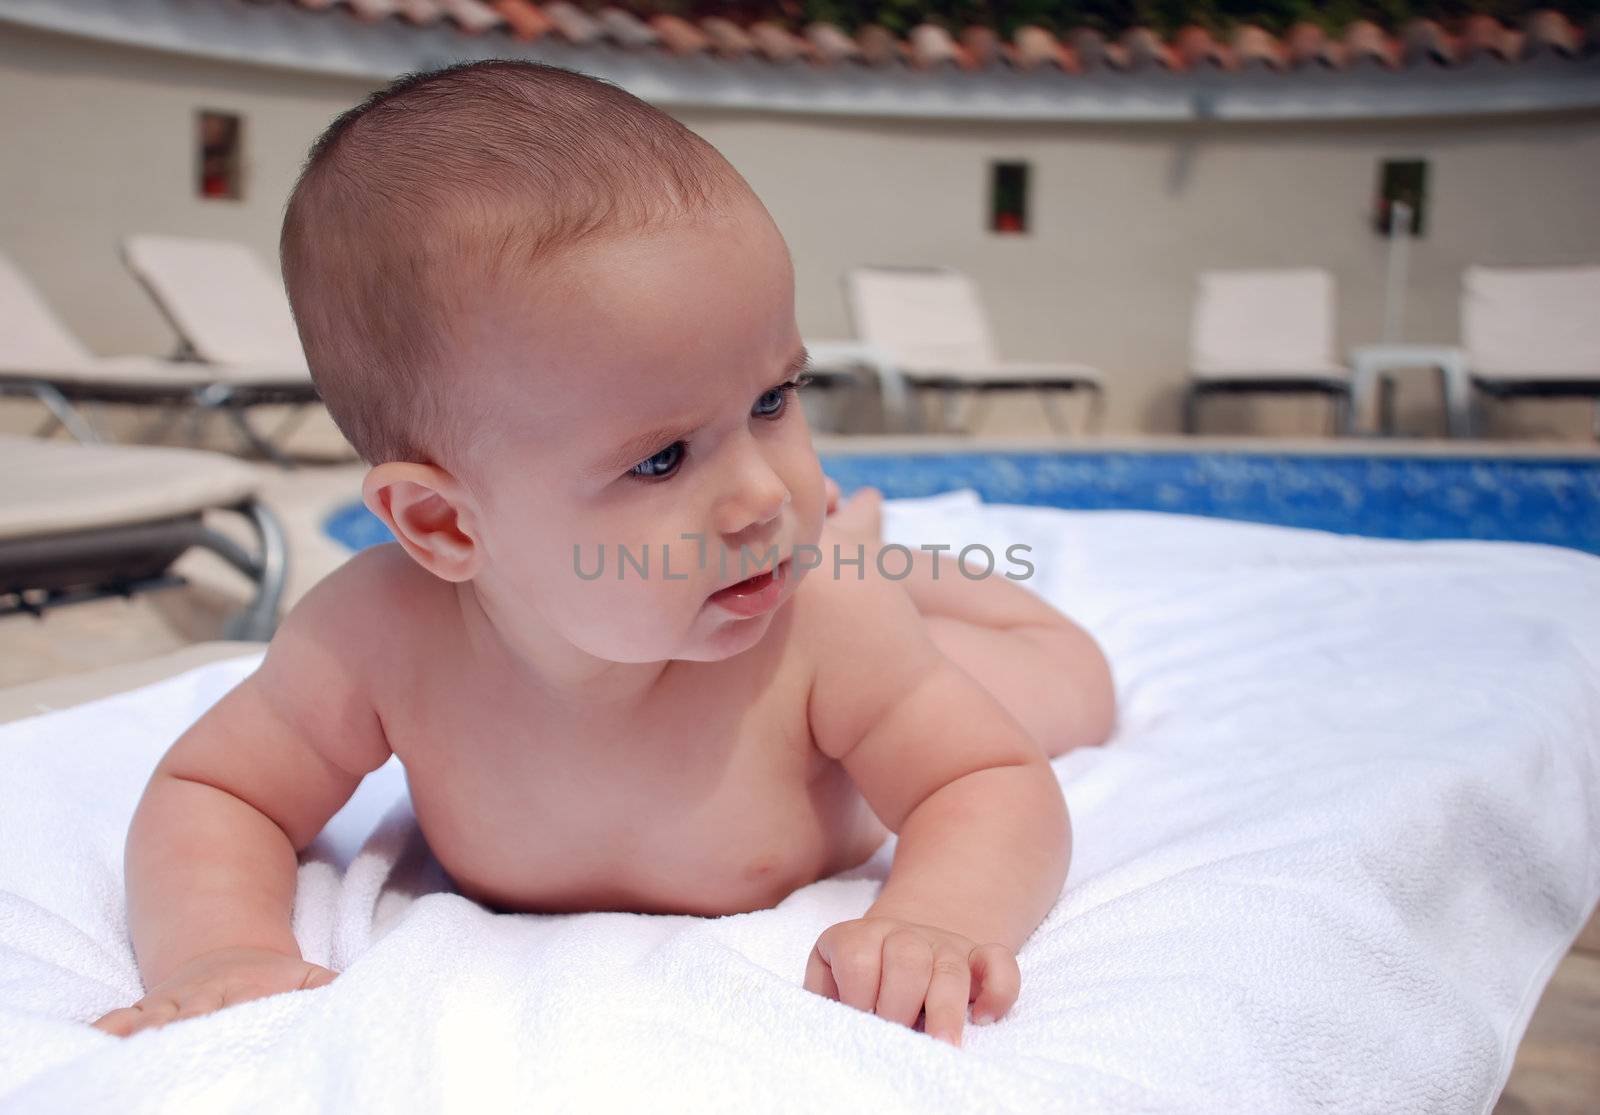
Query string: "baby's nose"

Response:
xmin=717 ymin=475 xmax=791 ymax=537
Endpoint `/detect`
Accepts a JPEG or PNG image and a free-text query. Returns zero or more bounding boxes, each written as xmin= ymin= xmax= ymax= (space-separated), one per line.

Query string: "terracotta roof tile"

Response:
xmin=855 ymin=24 xmax=906 ymax=67
xmin=595 ymin=7 xmax=656 ymax=48
xmin=344 ymin=0 xmax=401 ymax=20
xmin=1231 ymin=24 xmax=1286 ymax=71
xmin=959 ymin=26 xmax=1004 ymax=70
xmin=650 ymin=13 xmax=709 ymax=55
xmin=700 ymin=17 xmax=754 ymax=58
xmin=1344 ymin=19 xmax=1400 ymax=69
xmin=1174 ymin=25 xmax=1232 ymax=71
xmin=1121 ymin=26 xmax=1178 ymax=71
xmin=1286 ymin=22 xmax=1343 ymax=69
xmin=541 ymin=1 xmax=600 ymax=44
xmin=1013 ymin=27 xmax=1074 ymax=72
xmin=1066 ymin=28 xmax=1120 ymax=72
xmin=434 ymin=0 xmax=501 ymax=34
xmin=491 ymin=0 xmax=552 ymax=41
xmin=262 ymin=3 xmax=1598 ymax=80
xmin=803 ymin=21 xmax=860 ymax=65
xmin=1460 ymin=14 xmax=1518 ymax=63
xmin=908 ymin=23 xmax=969 ymax=70
xmin=748 ymin=21 xmax=809 ymax=64
xmin=1401 ymin=19 xmax=1457 ymax=66
xmin=392 ymin=0 xmax=441 ymax=24
xmin=1524 ymin=9 xmax=1583 ymax=58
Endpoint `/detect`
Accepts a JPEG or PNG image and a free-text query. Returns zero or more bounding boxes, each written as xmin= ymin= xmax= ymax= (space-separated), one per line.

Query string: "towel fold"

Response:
xmin=2 ymin=493 xmax=1597 ymax=1113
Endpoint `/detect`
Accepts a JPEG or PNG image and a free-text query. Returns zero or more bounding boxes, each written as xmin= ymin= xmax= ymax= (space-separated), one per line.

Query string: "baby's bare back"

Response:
xmin=361 ymin=545 xmax=890 ymax=917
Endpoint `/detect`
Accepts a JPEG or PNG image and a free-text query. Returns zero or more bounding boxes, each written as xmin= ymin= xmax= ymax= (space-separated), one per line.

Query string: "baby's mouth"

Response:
xmin=711 ymin=560 xmax=785 ymax=595
xmin=706 ymin=560 xmax=790 ymax=616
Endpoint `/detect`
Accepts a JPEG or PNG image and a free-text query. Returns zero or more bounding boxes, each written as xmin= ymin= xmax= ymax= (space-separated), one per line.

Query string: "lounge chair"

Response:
xmin=844 ymin=266 xmax=1104 ymax=435
xmin=1461 ymin=264 xmax=1600 ymax=439
xmin=1184 ymin=268 xmax=1353 ymax=435
xmin=0 ymin=436 xmax=286 ymax=640
xmin=0 ymin=252 xmax=318 ymax=462
xmin=121 ymin=235 xmax=321 ymax=464
xmin=802 ymin=339 xmax=921 ymax=434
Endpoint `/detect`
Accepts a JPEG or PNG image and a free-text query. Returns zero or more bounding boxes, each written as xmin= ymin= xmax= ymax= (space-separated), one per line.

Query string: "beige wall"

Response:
xmin=3 ymin=23 xmax=1598 ymax=440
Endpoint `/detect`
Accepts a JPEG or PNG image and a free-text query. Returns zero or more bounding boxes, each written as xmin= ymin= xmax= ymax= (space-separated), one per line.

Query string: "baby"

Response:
xmin=92 ymin=61 xmax=1114 ymax=1047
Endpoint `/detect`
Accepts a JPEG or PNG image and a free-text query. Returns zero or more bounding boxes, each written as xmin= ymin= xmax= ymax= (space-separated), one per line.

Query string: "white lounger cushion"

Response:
xmin=1 ymin=495 xmax=1596 ymax=1112
xmin=0 ymin=253 xmax=95 ymax=371
xmin=846 ymin=267 xmax=1102 ymax=384
xmin=1462 ymin=264 xmax=1600 ymax=379
xmin=122 ymin=235 xmax=311 ymax=376
xmin=0 ymin=256 xmax=191 ymax=384
xmin=0 ymin=436 xmax=259 ymax=540
xmin=0 ymin=252 xmax=304 ymax=392
xmin=1190 ymin=268 xmax=1350 ymax=380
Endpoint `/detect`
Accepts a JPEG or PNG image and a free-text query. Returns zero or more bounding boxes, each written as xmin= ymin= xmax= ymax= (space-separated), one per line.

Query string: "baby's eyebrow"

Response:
xmin=589 ymin=347 xmax=811 ymax=476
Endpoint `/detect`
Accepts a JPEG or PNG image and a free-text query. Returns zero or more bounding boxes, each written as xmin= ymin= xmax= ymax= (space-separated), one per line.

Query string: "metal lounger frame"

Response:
xmin=0 ymin=498 xmax=288 ymax=641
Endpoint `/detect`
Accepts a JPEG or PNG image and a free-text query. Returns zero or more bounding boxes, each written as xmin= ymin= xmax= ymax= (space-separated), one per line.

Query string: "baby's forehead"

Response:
xmin=478 ymin=216 xmax=793 ymax=378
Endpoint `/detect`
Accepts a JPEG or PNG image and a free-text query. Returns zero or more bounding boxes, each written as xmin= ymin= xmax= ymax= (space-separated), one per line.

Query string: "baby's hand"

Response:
xmin=91 ymin=946 xmax=336 ymax=1038
xmin=802 ymin=917 xmax=1020 ymax=1047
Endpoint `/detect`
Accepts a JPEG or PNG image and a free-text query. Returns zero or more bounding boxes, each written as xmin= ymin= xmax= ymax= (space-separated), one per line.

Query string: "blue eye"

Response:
xmin=754 ymin=375 xmax=812 ymax=420
xmin=630 ymin=441 xmax=684 ymax=480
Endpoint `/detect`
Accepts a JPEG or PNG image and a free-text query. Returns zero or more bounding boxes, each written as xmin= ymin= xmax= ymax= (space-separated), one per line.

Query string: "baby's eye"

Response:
xmin=630 ymin=441 xmax=685 ymax=481
xmin=753 ymin=375 xmax=812 ymax=420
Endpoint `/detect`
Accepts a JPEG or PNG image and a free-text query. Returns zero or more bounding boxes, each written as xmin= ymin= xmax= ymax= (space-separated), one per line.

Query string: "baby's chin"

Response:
xmin=675 ymin=609 xmax=779 ymax=663
xmin=566 ymin=603 xmax=778 ymax=665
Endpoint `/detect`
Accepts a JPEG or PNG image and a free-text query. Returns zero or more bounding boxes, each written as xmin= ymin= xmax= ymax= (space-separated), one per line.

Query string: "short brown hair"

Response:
xmin=281 ymin=60 xmax=749 ymax=465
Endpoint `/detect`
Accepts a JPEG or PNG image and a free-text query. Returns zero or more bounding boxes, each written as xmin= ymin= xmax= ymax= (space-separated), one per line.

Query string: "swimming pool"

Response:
xmin=322 ymin=446 xmax=1600 ymax=556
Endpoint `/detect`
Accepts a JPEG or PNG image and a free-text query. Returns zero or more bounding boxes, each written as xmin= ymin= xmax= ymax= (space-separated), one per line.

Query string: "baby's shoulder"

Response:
xmin=788 ymin=538 xmax=928 ymax=661
xmin=252 ymin=543 xmax=460 ymax=724
xmin=275 ymin=543 xmax=453 ymax=660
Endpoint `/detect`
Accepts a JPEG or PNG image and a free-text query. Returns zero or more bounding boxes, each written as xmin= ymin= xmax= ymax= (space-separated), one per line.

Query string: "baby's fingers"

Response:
xmin=91 ymin=997 xmax=178 ymax=1038
xmin=807 ymin=925 xmax=883 ymax=1014
xmin=802 ymin=943 xmax=840 ymax=1001
xmin=923 ymin=948 xmax=973 ymax=1047
xmin=967 ymin=943 xmax=1021 ymax=1025
xmin=873 ymin=929 xmax=933 ymax=1028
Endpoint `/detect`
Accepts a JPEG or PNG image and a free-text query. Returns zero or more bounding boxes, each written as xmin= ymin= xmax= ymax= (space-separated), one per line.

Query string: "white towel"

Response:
xmin=2 ymin=493 xmax=1598 ymax=1114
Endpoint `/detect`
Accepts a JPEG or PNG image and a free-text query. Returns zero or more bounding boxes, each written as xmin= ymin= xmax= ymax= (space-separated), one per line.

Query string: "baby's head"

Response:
xmin=282 ymin=60 xmax=827 ymax=665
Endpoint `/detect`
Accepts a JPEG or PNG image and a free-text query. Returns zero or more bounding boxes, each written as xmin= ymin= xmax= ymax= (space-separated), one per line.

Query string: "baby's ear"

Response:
xmin=362 ymin=463 xmax=483 ymax=582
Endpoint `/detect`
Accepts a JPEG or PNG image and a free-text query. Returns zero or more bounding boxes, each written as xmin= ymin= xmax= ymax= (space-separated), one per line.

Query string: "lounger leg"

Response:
xmin=227 ymin=406 xmax=297 ymax=469
xmin=136 ymin=401 xmax=191 ymax=445
xmin=963 ymin=389 xmax=994 ymax=436
xmin=186 ymin=402 xmax=211 ymax=447
xmin=1330 ymin=390 xmax=1354 ymax=437
xmin=27 ymin=383 xmax=101 ymax=444
xmin=1464 ymin=386 xmax=1484 ymax=440
xmin=1378 ymin=375 xmax=1397 ymax=435
xmin=196 ymin=499 xmax=288 ymax=641
xmin=191 ymin=384 xmax=295 ymax=468
xmin=863 ymin=354 xmax=915 ymax=434
xmin=1440 ymin=356 xmax=1474 ymax=439
xmin=1086 ymin=383 xmax=1106 ymax=434
xmin=1039 ymin=387 xmax=1070 ymax=436
xmin=267 ymin=403 xmax=315 ymax=446
xmin=1182 ymin=385 xmax=1203 ymax=435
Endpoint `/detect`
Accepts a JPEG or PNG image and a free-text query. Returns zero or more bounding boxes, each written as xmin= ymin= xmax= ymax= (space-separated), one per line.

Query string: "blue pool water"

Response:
xmin=322 ymin=450 xmax=1600 ymax=556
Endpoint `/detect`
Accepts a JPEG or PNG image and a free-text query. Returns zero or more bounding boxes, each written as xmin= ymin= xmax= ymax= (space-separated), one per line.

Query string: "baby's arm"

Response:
xmin=92 ymin=568 xmax=393 ymax=1037
xmin=802 ymin=567 xmax=1070 ymax=1047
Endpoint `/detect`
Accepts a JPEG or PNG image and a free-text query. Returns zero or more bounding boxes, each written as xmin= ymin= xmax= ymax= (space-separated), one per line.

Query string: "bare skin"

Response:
xmin=92 ymin=195 xmax=1114 ymax=1046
